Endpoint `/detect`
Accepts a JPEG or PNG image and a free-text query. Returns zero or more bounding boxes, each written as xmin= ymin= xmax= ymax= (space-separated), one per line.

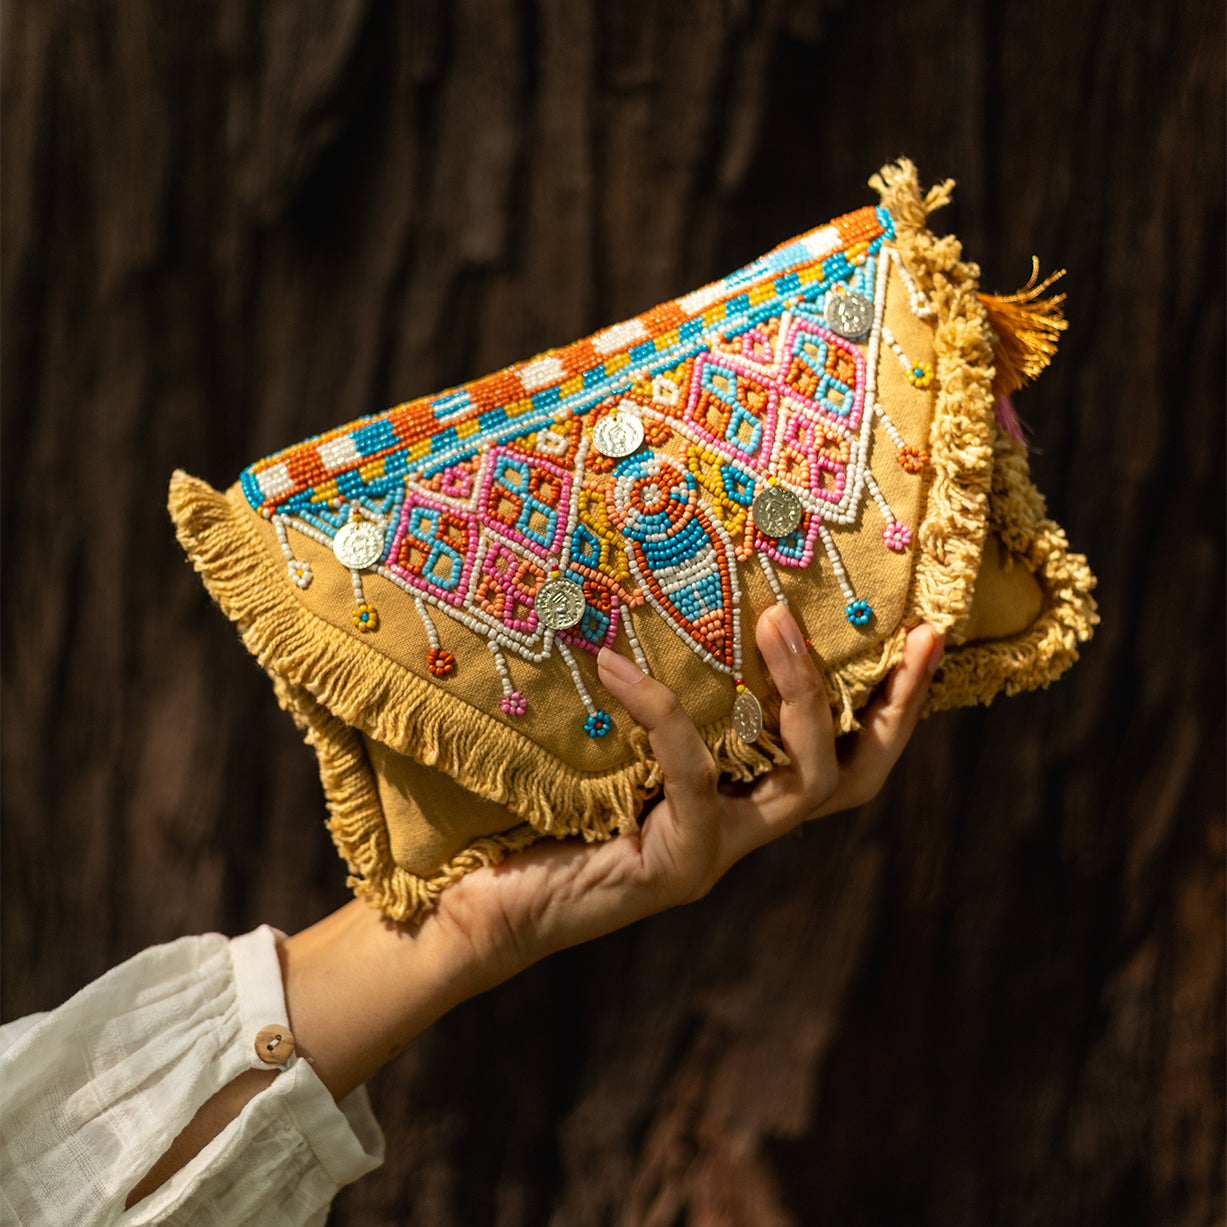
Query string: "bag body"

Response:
xmin=171 ymin=161 xmax=1097 ymax=921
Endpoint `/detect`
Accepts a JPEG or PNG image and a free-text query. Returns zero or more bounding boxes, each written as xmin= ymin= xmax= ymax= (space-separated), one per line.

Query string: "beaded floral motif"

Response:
xmin=845 ymin=599 xmax=873 ymax=627
xmin=426 ymin=647 xmax=455 ymax=677
xmin=351 ymin=602 xmax=379 ymax=632
xmin=243 ymin=204 xmax=936 ymax=736
xmin=882 ymin=520 xmax=913 ymax=551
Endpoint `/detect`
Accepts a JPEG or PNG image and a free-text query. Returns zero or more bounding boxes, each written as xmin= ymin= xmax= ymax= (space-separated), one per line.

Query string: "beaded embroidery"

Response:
xmin=244 ymin=206 xmax=936 ymax=736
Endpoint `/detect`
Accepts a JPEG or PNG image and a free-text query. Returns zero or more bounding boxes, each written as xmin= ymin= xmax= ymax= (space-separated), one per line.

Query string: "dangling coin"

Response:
xmin=333 ymin=519 xmax=385 ymax=570
xmin=731 ymin=690 xmax=764 ymax=743
xmin=592 ymin=410 xmax=645 ymax=459
xmin=535 ymin=576 xmax=587 ymax=630
xmin=752 ymin=484 xmax=803 ymax=537
xmin=824 ymin=288 xmax=874 ymax=339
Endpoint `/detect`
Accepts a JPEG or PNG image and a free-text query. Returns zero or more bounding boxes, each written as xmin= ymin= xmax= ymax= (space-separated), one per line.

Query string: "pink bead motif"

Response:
xmin=387 ymin=490 xmax=480 ymax=608
xmin=681 ymin=351 xmax=781 ymax=466
xmin=476 ymin=446 xmax=574 ymax=561
xmin=488 ymin=640 xmax=536 ymax=714
xmin=433 ymin=462 xmax=479 ymax=500
xmin=739 ymin=327 xmax=776 ymax=363
xmin=774 ymin=409 xmax=849 ymax=505
xmin=882 ymin=520 xmax=912 ymax=551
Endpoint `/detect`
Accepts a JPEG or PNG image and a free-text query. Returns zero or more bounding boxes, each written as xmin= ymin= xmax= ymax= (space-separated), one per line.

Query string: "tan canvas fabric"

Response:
xmin=170 ymin=161 xmax=1097 ymax=921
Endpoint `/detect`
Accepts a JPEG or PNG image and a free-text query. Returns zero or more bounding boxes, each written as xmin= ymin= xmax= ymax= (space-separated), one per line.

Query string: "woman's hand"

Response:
xmin=434 ymin=603 xmax=944 ymax=989
xmin=277 ymin=605 xmax=942 ymax=1104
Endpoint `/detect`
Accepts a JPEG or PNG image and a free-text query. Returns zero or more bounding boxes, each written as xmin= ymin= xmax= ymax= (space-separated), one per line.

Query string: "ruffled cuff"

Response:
xmin=0 ymin=927 xmax=384 ymax=1226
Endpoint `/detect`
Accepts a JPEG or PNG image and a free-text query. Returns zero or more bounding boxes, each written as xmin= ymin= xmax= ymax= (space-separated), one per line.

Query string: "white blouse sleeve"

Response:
xmin=0 ymin=926 xmax=385 ymax=1226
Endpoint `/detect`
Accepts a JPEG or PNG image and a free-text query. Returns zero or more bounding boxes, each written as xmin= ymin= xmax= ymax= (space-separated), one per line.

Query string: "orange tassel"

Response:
xmin=978 ymin=260 xmax=1068 ymax=399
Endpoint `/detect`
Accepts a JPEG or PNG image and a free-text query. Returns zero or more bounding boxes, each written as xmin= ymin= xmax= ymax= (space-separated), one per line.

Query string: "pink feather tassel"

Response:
xmin=994 ymin=394 xmax=1029 ymax=450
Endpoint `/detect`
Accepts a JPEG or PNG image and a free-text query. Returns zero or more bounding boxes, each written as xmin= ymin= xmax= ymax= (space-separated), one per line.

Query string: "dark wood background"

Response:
xmin=3 ymin=2 xmax=1223 ymax=1224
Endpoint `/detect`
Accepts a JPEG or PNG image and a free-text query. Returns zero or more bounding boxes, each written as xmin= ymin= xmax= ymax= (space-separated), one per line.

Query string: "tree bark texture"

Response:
xmin=3 ymin=2 xmax=1223 ymax=1224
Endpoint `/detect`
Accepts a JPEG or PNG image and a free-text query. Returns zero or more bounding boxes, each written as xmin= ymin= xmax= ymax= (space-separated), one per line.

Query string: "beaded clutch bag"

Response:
xmin=171 ymin=161 xmax=1096 ymax=922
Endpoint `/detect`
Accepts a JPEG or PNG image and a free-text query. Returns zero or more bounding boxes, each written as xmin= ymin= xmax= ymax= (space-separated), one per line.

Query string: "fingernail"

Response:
xmin=598 ymin=647 xmax=646 ymax=685
xmin=769 ymin=602 xmax=807 ymax=655
xmin=925 ymin=633 xmax=946 ymax=675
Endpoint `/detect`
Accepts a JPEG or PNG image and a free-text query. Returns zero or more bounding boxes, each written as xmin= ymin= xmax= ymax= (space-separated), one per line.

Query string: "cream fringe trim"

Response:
xmin=271 ymin=674 xmax=547 ymax=918
xmin=817 ymin=159 xmax=998 ymax=728
xmin=169 ymin=159 xmax=1094 ymax=920
xmin=169 ymin=473 xmax=788 ymax=920
xmin=924 ymin=431 xmax=1099 ymax=713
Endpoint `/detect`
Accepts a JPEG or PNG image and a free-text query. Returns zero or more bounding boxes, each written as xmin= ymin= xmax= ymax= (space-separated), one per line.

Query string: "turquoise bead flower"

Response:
xmin=845 ymin=599 xmax=872 ymax=627
xmin=584 ymin=711 xmax=612 ymax=737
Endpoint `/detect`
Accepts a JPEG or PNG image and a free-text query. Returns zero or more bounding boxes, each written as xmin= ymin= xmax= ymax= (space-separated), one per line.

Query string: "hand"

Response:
xmin=434 ymin=604 xmax=944 ymax=988
xmin=276 ymin=606 xmax=942 ymax=1103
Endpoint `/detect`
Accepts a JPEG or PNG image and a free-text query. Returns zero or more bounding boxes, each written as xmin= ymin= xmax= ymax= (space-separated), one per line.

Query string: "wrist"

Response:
xmin=278 ymin=898 xmax=485 ymax=1099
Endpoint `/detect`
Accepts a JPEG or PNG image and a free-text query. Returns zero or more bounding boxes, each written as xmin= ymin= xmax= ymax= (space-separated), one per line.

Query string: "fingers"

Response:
xmin=719 ymin=603 xmax=839 ymax=851
xmin=594 ymin=618 xmax=940 ymax=880
xmin=831 ymin=623 xmax=942 ymax=810
xmin=755 ymin=603 xmax=834 ymax=785
xmin=596 ymin=648 xmax=719 ymax=832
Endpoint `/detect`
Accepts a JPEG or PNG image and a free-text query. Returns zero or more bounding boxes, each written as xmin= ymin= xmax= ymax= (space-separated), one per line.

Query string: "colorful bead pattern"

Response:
xmin=245 ymin=205 xmax=938 ymax=734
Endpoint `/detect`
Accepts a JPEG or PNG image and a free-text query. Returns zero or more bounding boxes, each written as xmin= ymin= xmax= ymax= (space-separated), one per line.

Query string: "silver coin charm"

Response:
xmin=535 ymin=576 xmax=587 ymax=630
xmin=333 ymin=519 xmax=385 ymax=570
xmin=824 ymin=288 xmax=874 ymax=339
xmin=752 ymin=484 xmax=804 ymax=538
xmin=592 ymin=410 xmax=645 ymax=459
xmin=731 ymin=690 xmax=764 ymax=743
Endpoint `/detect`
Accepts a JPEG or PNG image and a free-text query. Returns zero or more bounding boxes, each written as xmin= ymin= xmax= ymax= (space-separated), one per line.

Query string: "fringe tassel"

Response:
xmin=977 ymin=260 xmax=1068 ymax=399
xmin=821 ymin=627 xmax=910 ymax=733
